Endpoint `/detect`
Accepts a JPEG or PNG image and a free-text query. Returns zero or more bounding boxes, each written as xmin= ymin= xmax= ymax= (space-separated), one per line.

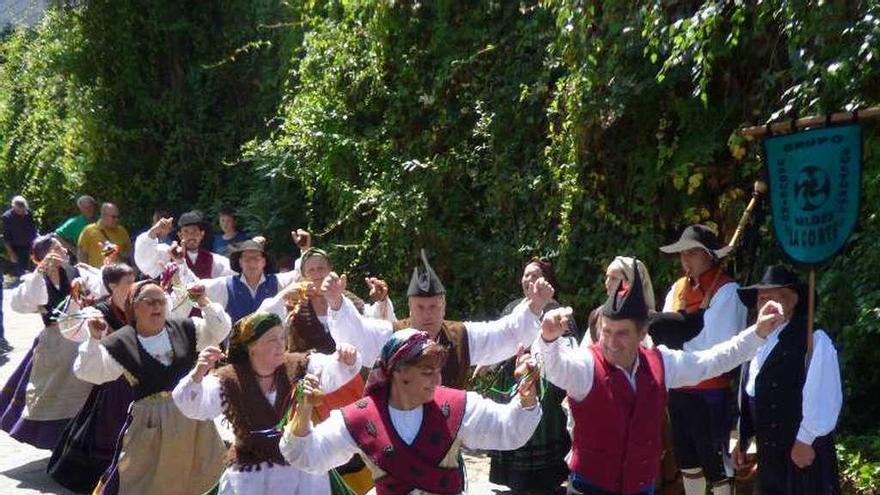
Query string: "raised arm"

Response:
xmin=134 ymin=230 xmax=172 ymax=278
xmin=459 ymin=391 xmax=542 ymax=450
xmin=74 ymin=337 xmax=125 ymax=385
xmin=306 ymin=344 xmax=362 ymax=394
xmin=532 ymin=307 xmax=594 ymax=401
xmin=662 ymin=301 xmax=783 ymax=389
xmin=324 ymin=273 xmax=392 ymax=366
xmin=191 ymin=300 xmax=233 ymax=350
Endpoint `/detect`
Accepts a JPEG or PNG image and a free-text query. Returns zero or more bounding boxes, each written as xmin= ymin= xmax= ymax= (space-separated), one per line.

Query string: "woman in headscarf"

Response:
xmin=585 ymin=256 xmax=656 ymax=345
xmin=48 ymin=263 xmax=137 ymax=493
xmin=172 ymin=311 xmax=362 ymax=495
xmin=280 ymin=328 xmax=542 ymax=495
xmin=74 ymin=279 xmax=231 ymax=494
xmin=0 ymin=234 xmax=103 ymax=449
xmin=487 ymin=257 xmax=578 ymax=494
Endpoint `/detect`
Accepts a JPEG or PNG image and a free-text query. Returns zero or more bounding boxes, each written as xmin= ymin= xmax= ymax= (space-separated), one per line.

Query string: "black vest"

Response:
xmin=101 ymin=319 xmax=198 ymax=400
xmin=741 ymin=313 xmax=808 ymax=452
xmin=41 ymin=264 xmax=79 ymax=326
xmin=93 ymin=298 xmax=127 ymax=331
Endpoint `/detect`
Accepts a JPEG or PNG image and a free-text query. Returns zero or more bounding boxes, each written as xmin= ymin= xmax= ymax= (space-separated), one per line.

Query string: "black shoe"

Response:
xmin=0 ymin=337 xmax=10 ymax=351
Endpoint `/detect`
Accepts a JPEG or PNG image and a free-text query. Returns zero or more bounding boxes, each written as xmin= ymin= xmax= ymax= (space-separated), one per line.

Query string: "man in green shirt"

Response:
xmin=55 ymin=195 xmax=97 ymax=256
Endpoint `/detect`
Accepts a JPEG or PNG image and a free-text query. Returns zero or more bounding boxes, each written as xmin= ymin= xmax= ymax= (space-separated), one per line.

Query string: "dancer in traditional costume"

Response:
xmin=534 ymin=261 xmax=781 ymax=495
xmin=655 ymin=225 xmax=748 ymax=495
xmin=280 ymin=328 xmax=543 ymax=494
xmin=48 ymin=263 xmax=137 ymax=493
xmin=0 ymin=234 xmax=103 ymax=449
xmin=135 ymin=211 xmax=233 ymax=280
xmin=323 ymin=250 xmax=552 ymax=389
xmin=733 ymin=265 xmax=842 ymax=495
xmin=487 ymin=257 xmax=576 ymax=493
xmin=74 ymin=280 xmax=231 ymax=494
xmin=172 ymin=311 xmax=363 ymax=494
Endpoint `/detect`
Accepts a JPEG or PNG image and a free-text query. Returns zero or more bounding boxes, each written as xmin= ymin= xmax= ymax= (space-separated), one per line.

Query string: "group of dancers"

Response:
xmin=0 ymin=210 xmax=843 ymax=495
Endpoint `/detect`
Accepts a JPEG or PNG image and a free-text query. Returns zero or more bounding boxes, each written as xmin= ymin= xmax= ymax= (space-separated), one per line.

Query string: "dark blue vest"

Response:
xmin=225 ymin=274 xmax=279 ymax=323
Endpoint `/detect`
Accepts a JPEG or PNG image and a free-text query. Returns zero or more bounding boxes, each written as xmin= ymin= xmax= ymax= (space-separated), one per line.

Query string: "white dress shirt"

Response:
xmin=744 ymin=322 xmax=842 ymax=444
xmin=662 ymin=281 xmax=748 ymax=352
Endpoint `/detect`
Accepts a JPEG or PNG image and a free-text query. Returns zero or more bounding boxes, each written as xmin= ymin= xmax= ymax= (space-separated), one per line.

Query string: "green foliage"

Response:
xmin=838 ymin=434 xmax=880 ymax=495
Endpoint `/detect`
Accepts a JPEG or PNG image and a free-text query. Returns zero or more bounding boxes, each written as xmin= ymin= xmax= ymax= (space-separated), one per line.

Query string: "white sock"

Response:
xmin=681 ymin=468 xmax=707 ymax=495
xmin=711 ymin=482 xmax=732 ymax=495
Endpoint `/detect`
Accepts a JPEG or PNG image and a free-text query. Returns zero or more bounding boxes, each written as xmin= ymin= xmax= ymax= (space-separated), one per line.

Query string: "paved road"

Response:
xmin=0 ymin=288 xmax=510 ymax=494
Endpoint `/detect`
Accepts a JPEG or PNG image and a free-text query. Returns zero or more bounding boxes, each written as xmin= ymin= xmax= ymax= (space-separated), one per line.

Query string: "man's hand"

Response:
xmin=149 ymin=217 xmax=174 ymax=240
xmin=336 ymin=343 xmax=358 ymax=366
xmin=192 ymin=346 xmax=225 ymax=383
xmin=541 ymin=307 xmax=572 ymax=343
xmin=291 ymin=229 xmax=311 ymax=251
xmin=365 ymin=277 xmax=389 ymax=302
xmin=527 ymin=277 xmax=555 ymax=315
xmin=731 ymin=441 xmax=747 ymax=470
xmin=791 ymin=440 xmax=816 ymax=468
xmin=321 ymin=272 xmax=347 ymax=311
xmin=87 ymin=317 xmax=108 ymax=340
xmin=187 ymin=284 xmax=210 ymax=308
xmin=169 ymin=241 xmax=184 ymax=261
xmin=756 ymin=300 xmax=786 ymax=338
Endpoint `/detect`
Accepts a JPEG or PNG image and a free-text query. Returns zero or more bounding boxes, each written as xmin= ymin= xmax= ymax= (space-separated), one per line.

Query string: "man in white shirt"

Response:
xmin=135 ymin=211 xmax=233 ymax=280
xmin=534 ymin=260 xmax=780 ymax=495
xmin=733 ymin=265 xmax=842 ymax=495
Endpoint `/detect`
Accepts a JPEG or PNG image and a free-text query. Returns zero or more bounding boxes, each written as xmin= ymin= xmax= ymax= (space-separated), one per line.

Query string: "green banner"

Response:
xmin=763 ymin=123 xmax=861 ymax=265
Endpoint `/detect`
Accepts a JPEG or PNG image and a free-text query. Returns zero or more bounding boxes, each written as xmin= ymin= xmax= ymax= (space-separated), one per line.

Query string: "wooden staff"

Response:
xmin=698 ymin=180 xmax=768 ymax=309
xmin=739 ymin=106 xmax=880 ymax=137
xmin=806 ymin=268 xmax=816 ymax=369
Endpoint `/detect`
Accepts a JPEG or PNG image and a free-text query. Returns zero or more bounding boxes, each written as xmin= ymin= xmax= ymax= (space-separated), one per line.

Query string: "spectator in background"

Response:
xmin=77 ymin=203 xmax=132 ymax=267
xmin=55 ymin=195 xmax=98 ymax=257
xmin=3 ymin=195 xmax=39 ymax=280
xmin=212 ymin=207 xmax=248 ymax=256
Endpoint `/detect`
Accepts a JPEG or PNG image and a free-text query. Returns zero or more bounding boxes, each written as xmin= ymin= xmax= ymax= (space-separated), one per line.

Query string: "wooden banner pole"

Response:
xmin=739 ymin=106 xmax=880 ymax=137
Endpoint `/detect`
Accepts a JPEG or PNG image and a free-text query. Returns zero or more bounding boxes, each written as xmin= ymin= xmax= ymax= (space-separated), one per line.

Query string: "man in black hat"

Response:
xmin=134 ymin=211 xmax=233 ymax=280
xmin=322 ymin=250 xmax=553 ymax=388
xmin=656 ymin=224 xmax=747 ymax=495
xmin=733 ymin=265 xmax=842 ymax=495
xmin=535 ymin=261 xmax=782 ymax=495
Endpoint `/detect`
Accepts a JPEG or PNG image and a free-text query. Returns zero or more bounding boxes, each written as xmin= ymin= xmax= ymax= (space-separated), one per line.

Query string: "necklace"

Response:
xmin=254 ymin=370 xmax=275 ymax=379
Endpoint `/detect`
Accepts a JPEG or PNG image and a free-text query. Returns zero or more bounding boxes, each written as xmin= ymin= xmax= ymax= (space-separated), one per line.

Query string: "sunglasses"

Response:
xmin=135 ymin=296 xmax=167 ymax=307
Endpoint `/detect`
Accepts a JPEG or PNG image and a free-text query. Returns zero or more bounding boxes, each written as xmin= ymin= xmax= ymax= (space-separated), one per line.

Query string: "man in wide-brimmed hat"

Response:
xmin=177 ymin=238 xmax=303 ymax=322
xmin=280 ymin=328 xmax=542 ymax=494
xmin=656 ymin=224 xmax=748 ymax=495
xmin=535 ymin=261 xmax=783 ymax=495
xmin=733 ymin=265 xmax=842 ymax=495
xmin=135 ymin=210 xmax=234 ymax=280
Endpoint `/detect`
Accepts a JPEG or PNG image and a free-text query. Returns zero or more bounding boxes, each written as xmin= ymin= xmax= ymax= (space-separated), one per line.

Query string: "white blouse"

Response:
xmin=73 ymin=302 xmax=232 ymax=385
xmin=134 ymin=232 xmax=234 ymax=279
xmin=9 ymin=266 xmax=107 ymax=315
xmin=327 ymin=297 xmax=541 ymax=368
xmin=279 ymin=392 xmax=542 ymax=495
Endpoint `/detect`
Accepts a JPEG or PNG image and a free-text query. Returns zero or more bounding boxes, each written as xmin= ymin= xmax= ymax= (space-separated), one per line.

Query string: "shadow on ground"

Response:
xmin=0 ymin=458 xmax=76 ymax=495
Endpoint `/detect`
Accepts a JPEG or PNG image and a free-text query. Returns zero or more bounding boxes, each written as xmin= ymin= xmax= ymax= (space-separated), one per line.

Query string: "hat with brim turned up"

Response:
xmin=659 ymin=224 xmax=732 ymax=259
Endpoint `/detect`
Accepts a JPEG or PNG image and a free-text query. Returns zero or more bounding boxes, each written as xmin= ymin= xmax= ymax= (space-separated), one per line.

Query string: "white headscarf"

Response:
xmin=607 ymin=256 xmax=656 ymax=311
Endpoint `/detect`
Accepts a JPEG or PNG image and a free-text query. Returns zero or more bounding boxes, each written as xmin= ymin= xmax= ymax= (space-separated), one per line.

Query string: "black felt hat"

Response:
xmin=602 ymin=257 xmax=649 ymax=321
xmin=177 ymin=210 xmax=208 ymax=230
xmin=660 ymin=224 xmax=731 ymax=259
xmin=736 ymin=265 xmax=804 ymax=308
xmin=407 ymin=249 xmax=446 ymax=297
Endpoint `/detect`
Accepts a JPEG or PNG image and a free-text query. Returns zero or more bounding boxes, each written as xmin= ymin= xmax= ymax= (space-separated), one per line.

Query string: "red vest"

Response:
xmin=186 ymin=249 xmax=215 ymax=279
xmin=341 ymin=387 xmax=467 ymax=495
xmin=569 ymin=344 xmax=667 ymax=494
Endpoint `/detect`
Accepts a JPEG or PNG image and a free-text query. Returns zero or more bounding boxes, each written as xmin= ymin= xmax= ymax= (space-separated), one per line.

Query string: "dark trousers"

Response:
xmin=7 ymin=245 xmax=31 ymax=277
xmin=667 ymin=388 xmax=731 ymax=483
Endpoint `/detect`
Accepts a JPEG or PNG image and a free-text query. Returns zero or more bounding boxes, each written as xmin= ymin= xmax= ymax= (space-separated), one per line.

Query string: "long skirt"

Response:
xmin=488 ymin=360 xmax=570 ymax=492
xmin=47 ymin=376 xmax=133 ymax=493
xmin=96 ymin=392 xmax=226 ymax=495
xmin=0 ymin=327 xmax=93 ymax=449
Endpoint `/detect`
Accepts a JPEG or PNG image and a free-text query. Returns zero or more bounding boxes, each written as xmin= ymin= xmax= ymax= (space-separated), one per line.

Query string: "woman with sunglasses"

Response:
xmin=74 ymin=280 xmax=231 ymax=494
xmin=172 ymin=311 xmax=362 ymax=495
xmin=0 ymin=234 xmax=104 ymax=450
